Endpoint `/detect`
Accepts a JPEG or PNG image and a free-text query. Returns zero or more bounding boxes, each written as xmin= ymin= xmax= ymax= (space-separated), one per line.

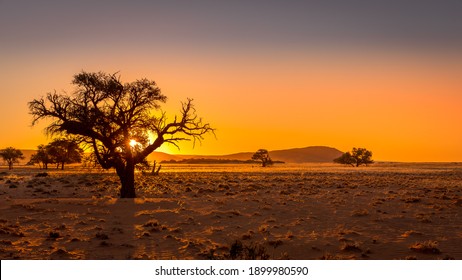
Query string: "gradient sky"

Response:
xmin=1 ymin=0 xmax=461 ymax=161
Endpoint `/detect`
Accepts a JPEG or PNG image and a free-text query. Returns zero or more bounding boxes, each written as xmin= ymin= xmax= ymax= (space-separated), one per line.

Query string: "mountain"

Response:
xmin=268 ymin=146 xmax=344 ymax=163
xmin=148 ymin=146 xmax=343 ymax=163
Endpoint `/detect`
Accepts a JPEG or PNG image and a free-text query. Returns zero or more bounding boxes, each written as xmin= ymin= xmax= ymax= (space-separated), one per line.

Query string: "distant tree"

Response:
xmin=333 ymin=152 xmax=355 ymax=166
xmin=29 ymin=144 xmax=53 ymax=169
xmin=0 ymin=147 xmax=25 ymax=170
xmin=334 ymin=147 xmax=373 ymax=167
xmin=29 ymin=71 xmax=214 ymax=198
xmin=47 ymin=139 xmax=84 ymax=170
xmin=252 ymin=149 xmax=273 ymax=167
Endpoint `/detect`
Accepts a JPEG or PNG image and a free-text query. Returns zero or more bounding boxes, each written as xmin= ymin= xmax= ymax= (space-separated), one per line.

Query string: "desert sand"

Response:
xmin=0 ymin=163 xmax=461 ymax=260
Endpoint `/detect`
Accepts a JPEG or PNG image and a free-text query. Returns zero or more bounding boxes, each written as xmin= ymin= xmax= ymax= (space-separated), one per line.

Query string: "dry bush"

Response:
xmin=409 ymin=240 xmax=441 ymax=254
xmin=205 ymin=240 xmax=271 ymax=260
xmin=340 ymin=241 xmax=362 ymax=253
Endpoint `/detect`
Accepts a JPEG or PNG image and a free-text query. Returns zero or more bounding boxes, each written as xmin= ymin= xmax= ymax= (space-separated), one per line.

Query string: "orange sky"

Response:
xmin=1 ymin=1 xmax=461 ymax=162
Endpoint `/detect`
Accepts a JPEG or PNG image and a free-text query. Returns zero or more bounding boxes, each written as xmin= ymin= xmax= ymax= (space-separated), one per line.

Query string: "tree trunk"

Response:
xmin=117 ymin=163 xmax=136 ymax=198
xmin=61 ymin=162 xmax=65 ymax=170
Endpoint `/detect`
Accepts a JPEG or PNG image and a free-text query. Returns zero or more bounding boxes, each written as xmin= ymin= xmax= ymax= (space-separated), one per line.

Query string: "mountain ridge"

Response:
xmin=147 ymin=146 xmax=343 ymax=163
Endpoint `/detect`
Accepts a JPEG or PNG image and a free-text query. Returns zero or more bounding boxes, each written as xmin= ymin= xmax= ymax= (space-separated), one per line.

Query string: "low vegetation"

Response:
xmin=409 ymin=241 xmax=441 ymax=254
xmin=30 ymin=139 xmax=83 ymax=170
xmin=205 ymin=240 xmax=271 ymax=260
xmin=334 ymin=147 xmax=374 ymax=167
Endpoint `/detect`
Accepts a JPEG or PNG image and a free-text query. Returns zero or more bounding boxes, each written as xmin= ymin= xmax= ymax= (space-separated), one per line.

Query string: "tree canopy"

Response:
xmin=334 ymin=147 xmax=373 ymax=167
xmin=30 ymin=139 xmax=83 ymax=170
xmin=0 ymin=147 xmax=24 ymax=170
xmin=252 ymin=149 xmax=273 ymax=167
xmin=48 ymin=139 xmax=84 ymax=170
xmin=29 ymin=144 xmax=53 ymax=169
xmin=29 ymin=71 xmax=214 ymax=197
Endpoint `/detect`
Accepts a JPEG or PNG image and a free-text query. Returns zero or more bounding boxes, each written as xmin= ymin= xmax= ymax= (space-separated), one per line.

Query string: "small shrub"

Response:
xmin=226 ymin=240 xmax=270 ymax=260
xmin=229 ymin=240 xmax=243 ymax=259
xmin=410 ymin=241 xmax=441 ymax=254
xmin=340 ymin=242 xmax=362 ymax=252
xmin=48 ymin=231 xmax=60 ymax=239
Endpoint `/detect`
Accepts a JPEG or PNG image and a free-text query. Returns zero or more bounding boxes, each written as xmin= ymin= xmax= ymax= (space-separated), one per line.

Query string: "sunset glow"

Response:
xmin=129 ymin=140 xmax=138 ymax=148
xmin=0 ymin=1 xmax=461 ymax=162
xmin=2 ymin=1 xmax=462 ymax=265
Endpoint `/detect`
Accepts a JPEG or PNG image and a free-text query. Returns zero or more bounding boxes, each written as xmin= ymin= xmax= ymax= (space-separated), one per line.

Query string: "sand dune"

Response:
xmin=0 ymin=163 xmax=461 ymax=260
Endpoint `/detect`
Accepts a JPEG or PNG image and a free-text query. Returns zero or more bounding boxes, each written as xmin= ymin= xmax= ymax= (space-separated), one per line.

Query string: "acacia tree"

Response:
xmin=47 ymin=139 xmax=84 ymax=170
xmin=334 ymin=147 xmax=373 ymax=167
xmin=30 ymin=144 xmax=53 ymax=169
xmin=29 ymin=71 xmax=213 ymax=198
xmin=0 ymin=147 xmax=25 ymax=170
xmin=252 ymin=149 xmax=273 ymax=167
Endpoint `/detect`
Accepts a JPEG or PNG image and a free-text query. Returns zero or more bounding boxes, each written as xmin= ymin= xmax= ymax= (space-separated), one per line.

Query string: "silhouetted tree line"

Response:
xmin=29 ymin=139 xmax=83 ymax=170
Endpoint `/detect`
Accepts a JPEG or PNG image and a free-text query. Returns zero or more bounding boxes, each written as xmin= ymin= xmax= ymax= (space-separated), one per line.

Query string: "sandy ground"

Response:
xmin=0 ymin=163 xmax=461 ymax=260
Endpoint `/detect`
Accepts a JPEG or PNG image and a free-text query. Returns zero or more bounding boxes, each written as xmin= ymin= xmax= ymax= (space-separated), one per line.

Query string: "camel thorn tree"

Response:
xmin=0 ymin=147 xmax=24 ymax=170
xmin=252 ymin=149 xmax=273 ymax=167
xmin=334 ymin=147 xmax=373 ymax=167
xmin=29 ymin=71 xmax=214 ymax=198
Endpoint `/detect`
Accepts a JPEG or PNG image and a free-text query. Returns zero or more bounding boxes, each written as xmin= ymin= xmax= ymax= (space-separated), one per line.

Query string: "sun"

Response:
xmin=129 ymin=139 xmax=138 ymax=147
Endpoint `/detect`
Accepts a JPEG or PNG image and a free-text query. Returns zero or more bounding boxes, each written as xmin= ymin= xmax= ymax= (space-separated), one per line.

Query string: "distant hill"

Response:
xmin=148 ymin=146 xmax=343 ymax=164
xmin=269 ymin=146 xmax=344 ymax=163
xmin=17 ymin=150 xmax=36 ymax=165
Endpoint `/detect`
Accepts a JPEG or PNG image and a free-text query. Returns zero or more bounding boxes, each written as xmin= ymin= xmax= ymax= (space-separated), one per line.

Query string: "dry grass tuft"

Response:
xmin=340 ymin=242 xmax=362 ymax=252
xmin=409 ymin=240 xmax=441 ymax=254
xmin=205 ymin=240 xmax=271 ymax=260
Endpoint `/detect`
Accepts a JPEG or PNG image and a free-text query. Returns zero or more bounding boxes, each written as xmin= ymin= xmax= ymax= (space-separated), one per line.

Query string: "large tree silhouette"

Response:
xmin=29 ymin=71 xmax=213 ymax=197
